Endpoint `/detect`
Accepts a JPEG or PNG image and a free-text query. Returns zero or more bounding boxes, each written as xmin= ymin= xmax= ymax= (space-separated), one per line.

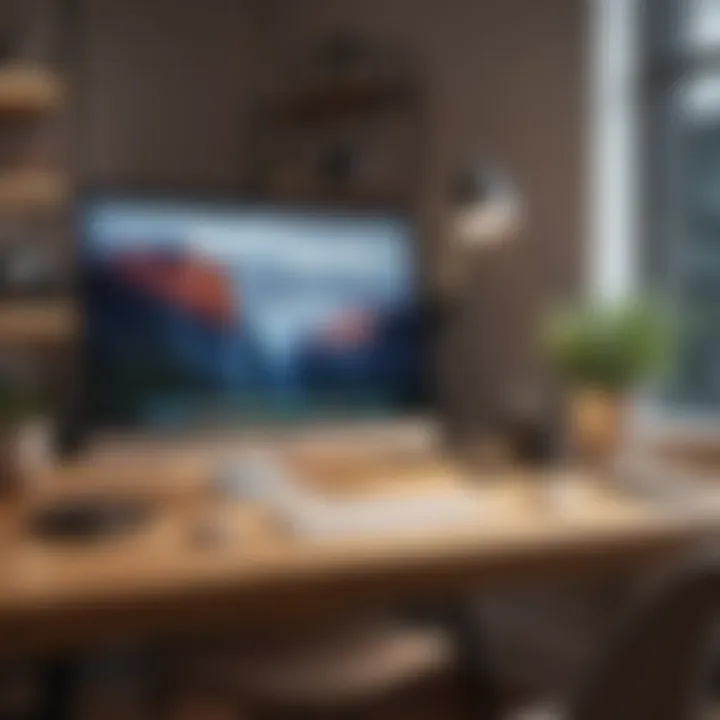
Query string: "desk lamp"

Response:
xmin=440 ymin=160 xmax=525 ymax=446
xmin=447 ymin=161 xmax=524 ymax=280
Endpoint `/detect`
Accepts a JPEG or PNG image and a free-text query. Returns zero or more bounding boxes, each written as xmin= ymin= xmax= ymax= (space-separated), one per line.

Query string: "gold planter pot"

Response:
xmin=569 ymin=389 xmax=625 ymax=465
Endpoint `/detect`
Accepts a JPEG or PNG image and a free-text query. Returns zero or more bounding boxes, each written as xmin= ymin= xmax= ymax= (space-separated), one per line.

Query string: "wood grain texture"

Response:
xmin=0 ymin=446 xmax=712 ymax=657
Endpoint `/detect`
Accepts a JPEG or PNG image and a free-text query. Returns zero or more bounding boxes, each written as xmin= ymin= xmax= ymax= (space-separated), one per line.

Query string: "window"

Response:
xmin=641 ymin=0 xmax=720 ymax=415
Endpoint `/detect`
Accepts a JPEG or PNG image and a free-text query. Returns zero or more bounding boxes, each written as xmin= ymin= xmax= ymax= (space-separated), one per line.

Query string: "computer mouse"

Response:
xmin=28 ymin=497 xmax=153 ymax=543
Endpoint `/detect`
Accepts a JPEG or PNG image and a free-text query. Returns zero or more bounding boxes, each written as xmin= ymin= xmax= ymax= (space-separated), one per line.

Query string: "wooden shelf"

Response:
xmin=0 ymin=172 xmax=68 ymax=213
xmin=0 ymin=65 xmax=64 ymax=114
xmin=0 ymin=301 xmax=77 ymax=346
xmin=270 ymin=81 xmax=413 ymax=128
xmin=251 ymin=186 xmax=413 ymax=210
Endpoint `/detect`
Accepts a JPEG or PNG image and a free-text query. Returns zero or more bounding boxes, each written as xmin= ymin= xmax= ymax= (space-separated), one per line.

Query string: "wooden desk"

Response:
xmin=0 ymin=448 xmax=714 ymax=658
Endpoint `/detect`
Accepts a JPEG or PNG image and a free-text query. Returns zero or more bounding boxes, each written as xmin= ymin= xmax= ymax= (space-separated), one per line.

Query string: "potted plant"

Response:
xmin=541 ymin=299 xmax=670 ymax=464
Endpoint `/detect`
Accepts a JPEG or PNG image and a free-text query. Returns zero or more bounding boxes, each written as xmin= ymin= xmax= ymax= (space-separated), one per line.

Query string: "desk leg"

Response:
xmin=441 ymin=601 xmax=503 ymax=720
xmin=35 ymin=657 xmax=81 ymax=720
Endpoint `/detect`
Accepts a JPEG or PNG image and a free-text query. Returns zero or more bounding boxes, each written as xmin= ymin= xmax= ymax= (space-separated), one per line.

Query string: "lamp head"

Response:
xmin=451 ymin=163 xmax=524 ymax=249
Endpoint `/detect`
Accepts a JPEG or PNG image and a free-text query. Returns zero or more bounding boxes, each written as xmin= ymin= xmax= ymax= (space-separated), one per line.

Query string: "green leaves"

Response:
xmin=541 ymin=299 xmax=671 ymax=392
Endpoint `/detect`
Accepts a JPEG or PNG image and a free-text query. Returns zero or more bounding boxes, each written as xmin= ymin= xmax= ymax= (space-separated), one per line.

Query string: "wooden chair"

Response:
xmin=159 ymin=552 xmax=720 ymax=720
xmin=159 ymin=620 xmax=458 ymax=719
xmin=511 ymin=552 xmax=720 ymax=720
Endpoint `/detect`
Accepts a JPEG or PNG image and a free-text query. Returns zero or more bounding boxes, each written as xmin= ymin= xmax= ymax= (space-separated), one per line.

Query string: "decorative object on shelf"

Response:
xmin=319 ymin=141 xmax=358 ymax=185
xmin=0 ymin=356 xmax=50 ymax=498
xmin=313 ymin=32 xmax=374 ymax=84
xmin=0 ymin=223 xmax=67 ymax=297
xmin=251 ymin=33 xmax=421 ymax=207
xmin=0 ymin=64 xmax=64 ymax=113
xmin=541 ymin=299 xmax=671 ymax=465
xmin=0 ymin=0 xmax=73 ymax=459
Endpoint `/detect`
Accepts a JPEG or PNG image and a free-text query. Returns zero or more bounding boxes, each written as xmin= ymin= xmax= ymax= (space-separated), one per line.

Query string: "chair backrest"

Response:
xmin=568 ymin=552 xmax=720 ymax=720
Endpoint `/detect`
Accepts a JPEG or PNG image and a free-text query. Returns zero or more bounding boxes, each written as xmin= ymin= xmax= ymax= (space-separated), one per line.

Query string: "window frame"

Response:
xmin=591 ymin=0 xmax=720 ymax=442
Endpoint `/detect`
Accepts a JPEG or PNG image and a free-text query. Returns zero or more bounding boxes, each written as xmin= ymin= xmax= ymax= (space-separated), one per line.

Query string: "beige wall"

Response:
xmin=78 ymin=0 xmax=586 ymax=429
xmin=81 ymin=0 xmax=263 ymax=187
xmin=262 ymin=0 xmax=587 ymax=424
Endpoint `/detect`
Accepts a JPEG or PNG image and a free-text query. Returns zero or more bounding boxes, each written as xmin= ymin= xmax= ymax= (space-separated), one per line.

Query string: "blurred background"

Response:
xmin=1 ymin=1 xmax=720 ymax=720
xmin=0 ymin=0 xmax=586 ymax=440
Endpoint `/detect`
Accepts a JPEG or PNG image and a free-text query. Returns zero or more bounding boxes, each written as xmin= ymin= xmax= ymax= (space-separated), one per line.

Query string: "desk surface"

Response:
xmin=0 ymin=446 xmax=714 ymax=656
